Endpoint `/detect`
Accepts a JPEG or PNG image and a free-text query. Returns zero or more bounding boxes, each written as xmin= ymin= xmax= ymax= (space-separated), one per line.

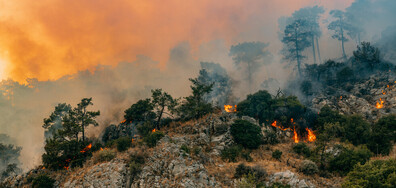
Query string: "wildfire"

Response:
xmin=293 ymin=127 xmax=299 ymax=143
xmin=120 ymin=120 xmax=126 ymax=124
xmin=375 ymin=98 xmax=384 ymax=109
xmin=340 ymin=96 xmax=342 ymax=100
xmin=224 ymin=105 xmax=237 ymax=112
xmin=80 ymin=143 xmax=92 ymax=153
xmin=271 ymin=121 xmax=291 ymax=131
xmin=382 ymin=90 xmax=386 ymax=95
xmin=306 ymin=128 xmax=316 ymax=142
xmin=152 ymin=129 xmax=156 ymax=133
xmin=100 ymin=147 xmax=104 ymax=151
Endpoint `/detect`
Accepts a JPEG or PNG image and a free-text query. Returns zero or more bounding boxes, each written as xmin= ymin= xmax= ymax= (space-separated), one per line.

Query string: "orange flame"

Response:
xmin=80 ymin=143 xmax=92 ymax=153
xmin=224 ymin=105 xmax=237 ymax=112
xmin=376 ymin=98 xmax=384 ymax=109
xmin=152 ymin=129 xmax=156 ymax=133
xmin=100 ymin=147 xmax=104 ymax=151
xmin=306 ymin=128 xmax=316 ymax=142
xmin=121 ymin=120 xmax=126 ymax=124
xmin=271 ymin=121 xmax=291 ymax=131
xmin=293 ymin=127 xmax=299 ymax=143
xmin=382 ymin=90 xmax=386 ymax=95
xmin=340 ymin=96 xmax=342 ymax=99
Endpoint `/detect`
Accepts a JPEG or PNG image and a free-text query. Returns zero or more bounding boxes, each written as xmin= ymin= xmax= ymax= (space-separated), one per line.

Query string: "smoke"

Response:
xmin=5 ymin=0 xmax=396 ymax=171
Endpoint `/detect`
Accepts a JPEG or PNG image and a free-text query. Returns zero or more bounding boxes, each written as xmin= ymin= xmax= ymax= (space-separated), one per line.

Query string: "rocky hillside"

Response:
xmin=2 ymin=113 xmax=346 ymax=188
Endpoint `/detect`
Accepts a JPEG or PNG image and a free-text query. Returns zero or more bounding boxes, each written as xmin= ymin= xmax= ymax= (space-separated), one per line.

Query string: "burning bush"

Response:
xmin=143 ymin=131 xmax=164 ymax=148
xmin=230 ymin=120 xmax=263 ymax=149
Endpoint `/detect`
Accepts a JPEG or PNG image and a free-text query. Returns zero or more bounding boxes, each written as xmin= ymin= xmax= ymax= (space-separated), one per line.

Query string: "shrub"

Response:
xmin=329 ymin=145 xmax=372 ymax=175
xmin=268 ymin=182 xmax=291 ymax=188
xmin=263 ymin=130 xmax=279 ymax=145
xmin=137 ymin=122 xmax=155 ymax=137
xmin=299 ymin=160 xmax=318 ymax=175
xmin=116 ymin=137 xmax=131 ymax=152
xmin=367 ymin=115 xmax=396 ymax=155
xmin=129 ymin=152 xmax=146 ymax=182
xmin=292 ymin=143 xmax=311 ymax=157
xmin=343 ymin=159 xmax=396 ymax=187
xmin=214 ymin=124 xmax=228 ymax=136
xmin=94 ymin=149 xmax=116 ymax=163
xmin=32 ymin=175 xmax=55 ymax=188
xmin=180 ymin=144 xmax=190 ymax=154
xmin=144 ymin=131 xmax=165 ymax=147
xmin=235 ymin=163 xmax=267 ymax=182
xmin=236 ymin=90 xmax=274 ymax=124
xmin=221 ymin=145 xmax=242 ymax=162
xmin=230 ymin=120 xmax=263 ymax=149
xmin=342 ymin=115 xmax=370 ymax=146
xmin=272 ymin=150 xmax=282 ymax=160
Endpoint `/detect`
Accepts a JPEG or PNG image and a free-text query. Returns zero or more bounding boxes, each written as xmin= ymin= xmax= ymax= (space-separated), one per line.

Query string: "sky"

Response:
xmin=0 ymin=0 xmax=354 ymax=82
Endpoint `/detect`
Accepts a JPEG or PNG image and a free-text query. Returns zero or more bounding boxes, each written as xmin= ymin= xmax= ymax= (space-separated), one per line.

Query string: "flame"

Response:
xmin=271 ymin=121 xmax=291 ymax=131
xmin=382 ymin=90 xmax=386 ymax=95
xmin=152 ymin=129 xmax=156 ymax=133
xmin=293 ymin=127 xmax=299 ymax=143
xmin=224 ymin=105 xmax=237 ymax=112
xmin=340 ymin=96 xmax=342 ymax=99
xmin=100 ymin=147 xmax=104 ymax=151
xmin=306 ymin=128 xmax=316 ymax=142
xmin=80 ymin=143 xmax=92 ymax=153
xmin=387 ymin=85 xmax=390 ymax=88
xmin=131 ymin=138 xmax=135 ymax=143
xmin=375 ymin=98 xmax=384 ymax=109
xmin=121 ymin=120 xmax=126 ymax=124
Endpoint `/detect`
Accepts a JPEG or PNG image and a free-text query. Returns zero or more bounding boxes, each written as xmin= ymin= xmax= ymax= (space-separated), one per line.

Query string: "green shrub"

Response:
xmin=367 ymin=115 xmax=396 ymax=155
xmin=342 ymin=115 xmax=371 ymax=146
xmin=263 ymin=130 xmax=279 ymax=145
xmin=343 ymin=159 xmax=396 ymax=188
xmin=272 ymin=150 xmax=282 ymax=160
xmin=329 ymin=145 xmax=372 ymax=175
xmin=180 ymin=144 xmax=190 ymax=154
xmin=137 ymin=122 xmax=155 ymax=137
xmin=234 ymin=163 xmax=267 ymax=182
xmin=268 ymin=182 xmax=291 ymax=188
xmin=299 ymin=160 xmax=318 ymax=175
xmin=292 ymin=143 xmax=311 ymax=157
xmin=221 ymin=145 xmax=242 ymax=162
xmin=129 ymin=152 xmax=146 ymax=182
xmin=230 ymin=120 xmax=263 ymax=149
xmin=32 ymin=175 xmax=55 ymax=188
xmin=94 ymin=149 xmax=116 ymax=163
xmin=144 ymin=131 xmax=165 ymax=147
xmin=241 ymin=150 xmax=253 ymax=162
xmin=116 ymin=137 xmax=131 ymax=152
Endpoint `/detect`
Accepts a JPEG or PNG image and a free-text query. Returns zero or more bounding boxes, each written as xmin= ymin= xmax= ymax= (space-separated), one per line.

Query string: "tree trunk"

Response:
xmin=315 ymin=37 xmax=322 ymax=63
xmin=340 ymin=21 xmax=347 ymax=60
xmin=156 ymin=106 xmax=165 ymax=130
xmin=312 ymin=35 xmax=317 ymax=64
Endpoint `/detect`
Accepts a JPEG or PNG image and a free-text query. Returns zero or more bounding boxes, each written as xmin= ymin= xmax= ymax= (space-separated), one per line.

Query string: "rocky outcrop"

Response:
xmin=267 ymin=170 xmax=315 ymax=188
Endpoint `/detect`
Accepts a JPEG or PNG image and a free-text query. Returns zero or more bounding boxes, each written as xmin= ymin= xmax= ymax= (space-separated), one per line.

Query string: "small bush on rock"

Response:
xmin=116 ymin=137 xmax=131 ymax=152
xmin=272 ymin=150 xmax=282 ymax=160
xmin=221 ymin=145 xmax=242 ymax=162
xmin=129 ymin=152 xmax=146 ymax=182
xmin=292 ymin=143 xmax=311 ymax=157
xmin=299 ymin=160 xmax=319 ymax=175
xmin=230 ymin=120 xmax=263 ymax=149
xmin=234 ymin=163 xmax=267 ymax=182
xmin=94 ymin=149 xmax=116 ymax=163
xmin=144 ymin=131 xmax=165 ymax=148
xmin=32 ymin=174 xmax=55 ymax=188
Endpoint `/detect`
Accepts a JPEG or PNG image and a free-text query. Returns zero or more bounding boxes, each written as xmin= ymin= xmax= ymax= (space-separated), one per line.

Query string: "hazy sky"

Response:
xmin=0 ymin=0 xmax=353 ymax=82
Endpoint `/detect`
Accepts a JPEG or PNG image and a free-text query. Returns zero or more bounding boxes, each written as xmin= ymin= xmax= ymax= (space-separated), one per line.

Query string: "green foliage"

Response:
xmin=144 ymin=131 xmax=164 ymax=148
xmin=74 ymin=98 xmax=101 ymax=142
xmin=268 ymin=182 xmax=291 ymax=188
xmin=177 ymin=78 xmax=214 ymax=120
xmin=292 ymin=143 xmax=311 ymax=158
xmin=137 ymin=122 xmax=155 ymax=138
xmin=272 ymin=150 xmax=282 ymax=160
xmin=31 ymin=174 xmax=55 ymax=188
xmin=336 ymin=67 xmax=354 ymax=83
xmin=343 ymin=115 xmax=370 ymax=146
xmin=353 ymin=42 xmax=380 ymax=70
xmin=116 ymin=137 xmax=131 ymax=152
xmin=94 ymin=149 xmax=116 ymax=163
xmin=221 ymin=145 xmax=242 ymax=162
xmin=263 ymin=130 xmax=279 ymax=145
xmin=230 ymin=120 xmax=263 ymax=149
xmin=343 ymin=159 xmax=396 ymax=188
xmin=42 ymin=103 xmax=71 ymax=139
xmin=234 ymin=163 xmax=267 ymax=182
xmin=367 ymin=115 xmax=396 ymax=155
xmin=192 ymin=146 xmax=201 ymax=156
xmin=180 ymin=144 xmax=190 ymax=154
xmin=1 ymin=163 xmax=21 ymax=180
xmin=237 ymin=90 xmax=274 ymax=124
xmin=129 ymin=153 xmax=146 ymax=182
xmin=124 ymin=99 xmax=156 ymax=123
xmin=0 ymin=143 xmax=21 ymax=177
xmin=151 ymin=89 xmax=178 ymax=129
xmin=329 ymin=145 xmax=372 ymax=175
xmin=299 ymin=160 xmax=318 ymax=175
xmin=316 ymin=105 xmax=345 ymax=132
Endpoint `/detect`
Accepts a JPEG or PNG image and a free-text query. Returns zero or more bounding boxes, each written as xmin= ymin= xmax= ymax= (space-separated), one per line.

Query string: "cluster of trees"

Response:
xmin=41 ymin=98 xmax=100 ymax=170
xmin=280 ymin=5 xmax=370 ymax=75
xmin=0 ymin=134 xmax=22 ymax=180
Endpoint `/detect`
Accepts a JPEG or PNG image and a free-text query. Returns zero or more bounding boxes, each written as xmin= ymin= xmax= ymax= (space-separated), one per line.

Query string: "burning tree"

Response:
xmin=229 ymin=42 xmax=271 ymax=93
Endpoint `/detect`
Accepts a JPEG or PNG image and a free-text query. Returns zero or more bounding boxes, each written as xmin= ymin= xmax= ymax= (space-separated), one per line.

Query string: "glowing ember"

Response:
xmin=224 ymin=105 xmax=237 ymax=112
xmin=80 ymin=143 xmax=92 ymax=153
xmin=340 ymin=96 xmax=342 ymax=99
xmin=376 ymin=98 xmax=384 ymax=109
xmin=152 ymin=129 xmax=156 ymax=133
xmin=382 ymin=90 xmax=386 ymax=95
xmin=293 ymin=127 xmax=299 ymax=143
xmin=306 ymin=128 xmax=316 ymax=142
xmin=100 ymin=147 xmax=104 ymax=151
